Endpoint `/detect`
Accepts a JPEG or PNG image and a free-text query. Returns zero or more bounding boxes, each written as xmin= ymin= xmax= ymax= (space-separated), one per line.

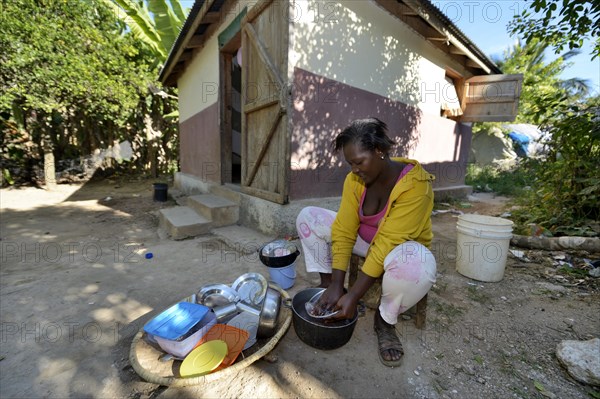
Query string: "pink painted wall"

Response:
xmin=179 ymin=102 xmax=221 ymax=183
xmin=290 ymin=68 xmax=471 ymax=200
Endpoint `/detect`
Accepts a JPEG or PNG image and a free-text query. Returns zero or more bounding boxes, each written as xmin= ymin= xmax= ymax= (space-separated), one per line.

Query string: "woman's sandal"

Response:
xmin=374 ymin=312 xmax=404 ymax=367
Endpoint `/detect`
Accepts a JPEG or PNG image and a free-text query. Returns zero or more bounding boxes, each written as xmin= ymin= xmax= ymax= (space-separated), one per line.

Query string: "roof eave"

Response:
xmin=405 ymin=0 xmax=502 ymax=74
xmin=159 ymin=0 xmax=208 ymax=86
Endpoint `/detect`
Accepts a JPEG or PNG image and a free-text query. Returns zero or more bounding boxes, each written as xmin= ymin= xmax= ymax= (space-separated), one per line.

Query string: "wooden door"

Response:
xmin=461 ymin=74 xmax=523 ymax=122
xmin=241 ymin=0 xmax=290 ymax=204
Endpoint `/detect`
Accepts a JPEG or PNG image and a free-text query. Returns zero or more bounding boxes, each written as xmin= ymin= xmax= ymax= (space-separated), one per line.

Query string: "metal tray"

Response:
xmin=227 ymin=311 xmax=260 ymax=350
xmin=196 ymin=284 xmax=240 ymax=308
xmin=231 ymin=272 xmax=268 ymax=306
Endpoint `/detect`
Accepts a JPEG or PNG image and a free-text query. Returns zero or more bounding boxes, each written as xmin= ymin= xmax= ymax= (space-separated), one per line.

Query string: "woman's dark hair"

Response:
xmin=332 ymin=117 xmax=396 ymax=153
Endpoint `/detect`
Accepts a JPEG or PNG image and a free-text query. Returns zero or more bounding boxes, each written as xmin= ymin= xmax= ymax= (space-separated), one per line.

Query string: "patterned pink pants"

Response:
xmin=296 ymin=206 xmax=436 ymax=324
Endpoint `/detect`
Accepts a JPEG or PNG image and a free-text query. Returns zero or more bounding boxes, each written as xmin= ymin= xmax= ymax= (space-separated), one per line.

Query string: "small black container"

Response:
xmin=153 ymin=183 xmax=168 ymax=202
xmin=291 ymin=288 xmax=358 ymax=350
xmin=259 ymin=240 xmax=300 ymax=268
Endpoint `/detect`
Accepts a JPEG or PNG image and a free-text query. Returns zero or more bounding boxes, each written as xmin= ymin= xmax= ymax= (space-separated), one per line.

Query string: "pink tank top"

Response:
xmin=358 ymin=164 xmax=414 ymax=243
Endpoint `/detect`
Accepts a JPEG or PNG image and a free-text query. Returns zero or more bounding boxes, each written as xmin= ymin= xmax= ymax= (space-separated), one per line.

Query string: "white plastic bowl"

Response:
xmin=155 ymin=312 xmax=217 ymax=358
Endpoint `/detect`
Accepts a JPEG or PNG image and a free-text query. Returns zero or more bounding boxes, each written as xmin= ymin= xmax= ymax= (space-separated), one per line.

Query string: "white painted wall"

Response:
xmin=178 ymin=3 xmax=246 ymax=123
xmin=289 ymin=0 xmax=472 ymax=116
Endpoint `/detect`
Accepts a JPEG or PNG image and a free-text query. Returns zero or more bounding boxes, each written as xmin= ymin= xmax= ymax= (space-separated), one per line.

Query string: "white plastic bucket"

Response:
xmin=266 ymin=261 xmax=297 ymax=290
xmin=456 ymin=214 xmax=513 ymax=282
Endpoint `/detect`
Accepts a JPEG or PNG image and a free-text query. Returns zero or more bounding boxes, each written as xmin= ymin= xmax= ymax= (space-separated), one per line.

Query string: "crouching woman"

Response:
xmin=295 ymin=117 xmax=437 ymax=367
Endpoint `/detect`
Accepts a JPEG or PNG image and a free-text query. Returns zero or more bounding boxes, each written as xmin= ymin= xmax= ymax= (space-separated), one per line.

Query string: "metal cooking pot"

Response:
xmin=237 ymin=286 xmax=282 ymax=338
xmin=291 ymin=288 xmax=358 ymax=350
xmin=259 ymin=240 xmax=300 ymax=268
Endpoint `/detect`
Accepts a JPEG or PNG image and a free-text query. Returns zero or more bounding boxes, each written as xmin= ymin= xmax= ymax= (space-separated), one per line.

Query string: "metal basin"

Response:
xmin=238 ymin=286 xmax=282 ymax=339
xmin=291 ymin=288 xmax=358 ymax=350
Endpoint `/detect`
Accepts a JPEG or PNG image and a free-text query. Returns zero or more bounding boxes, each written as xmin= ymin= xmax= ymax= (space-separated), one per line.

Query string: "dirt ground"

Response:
xmin=1 ymin=177 xmax=598 ymax=399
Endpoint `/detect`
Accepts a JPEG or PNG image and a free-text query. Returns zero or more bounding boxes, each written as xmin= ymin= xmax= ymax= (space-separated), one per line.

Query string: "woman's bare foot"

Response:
xmin=374 ymin=309 xmax=404 ymax=367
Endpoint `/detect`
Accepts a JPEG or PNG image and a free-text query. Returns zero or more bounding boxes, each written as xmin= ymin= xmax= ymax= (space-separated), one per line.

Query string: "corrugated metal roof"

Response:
xmin=415 ymin=0 xmax=501 ymax=74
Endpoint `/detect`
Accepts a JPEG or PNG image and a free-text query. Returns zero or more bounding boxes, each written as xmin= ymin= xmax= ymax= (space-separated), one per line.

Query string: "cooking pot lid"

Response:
xmin=180 ymin=340 xmax=228 ymax=377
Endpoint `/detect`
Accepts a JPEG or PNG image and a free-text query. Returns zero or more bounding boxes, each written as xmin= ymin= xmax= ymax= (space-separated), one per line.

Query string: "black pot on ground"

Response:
xmin=153 ymin=183 xmax=168 ymax=202
xmin=291 ymin=288 xmax=358 ymax=350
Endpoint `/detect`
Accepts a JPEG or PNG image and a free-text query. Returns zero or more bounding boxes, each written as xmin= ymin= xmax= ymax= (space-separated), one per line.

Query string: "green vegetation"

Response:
xmin=1 ymin=0 xmax=185 ymax=185
xmin=465 ymin=164 xmax=531 ymax=197
xmin=432 ymin=300 xmax=464 ymax=318
xmin=509 ymin=0 xmax=599 ymax=60
xmin=468 ymin=2 xmax=599 ymax=238
xmin=496 ymin=39 xmax=590 ymax=123
xmin=99 ymin=0 xmax=188 ymax=64
xmin=466 ymin=286 xmax=491 ymax=304
xmin=510 ymin=98 xmax=600 ymax=237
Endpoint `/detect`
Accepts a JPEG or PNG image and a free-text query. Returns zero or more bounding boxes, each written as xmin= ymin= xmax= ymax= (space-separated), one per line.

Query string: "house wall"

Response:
xmin=288 ymin=0 xmax=473 ymax=116
xmin=287 ymin=0 xmax=475 ymax=200
xmin=177 ymin=2 xmax=246 ymax=182
xmin=179 ymin=102 xmax=221 ymax=182
xmin=290 ymin=68 xmax=471 ymax=199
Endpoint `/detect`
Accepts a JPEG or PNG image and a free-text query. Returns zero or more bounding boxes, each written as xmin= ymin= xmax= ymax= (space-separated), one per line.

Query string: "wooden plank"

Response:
xmin=375 ymin=0 xmax=446 ymax=39
xmin=466 ymin=80 xmax=521 ymax=100
xmin=203 ymin=11 xmax=221 ymax=24
xmin=244 ymin=96 xmax=279 ymax=114
xmin=462 ymin=100 xmax=519 ymax=122
xmin=462 ymin=74 xmax=522 ymax=122
xmin=466 ymin=74 xmax=524 ymax=83
xmin=244 ymin=23 xmax=284 ymax=89
xmin=220 ymin=53 xmax=233 ymax=183
xmin=240 ymin=0 xmax=289 ymax=203
xmin=241 ymin=25 xmax=248 ymax=188
xmin=280 ymin=4 xmax=291 ymax=203
xmin=465 ymin=94 xmax=520 ymax=104
xmin=244 ymin=110 xmax=283 ymax=186
xmin=187 ymin=34 xmax=204 ymax=48
xmin=241 ymin=185 xmax=284 ymax=204
xmin=245 ymin=0 xmax=275 ymax=23
xmin=466 ymin=59 xmax=485 ymax=69
xmin=449 ymin=45 xmax=466 ymax=55
xmin=179 ymin=51 xmax=193 ymax=61
xmin=375 ymin=0 xmax=418 ymax=18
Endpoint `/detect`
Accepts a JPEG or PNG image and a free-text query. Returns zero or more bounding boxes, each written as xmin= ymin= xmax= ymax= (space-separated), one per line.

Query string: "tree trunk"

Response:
xmin=144 ymin=113 xmax=158 ymax=178
xmin=42 ymin=134 xmax=56 ymax=189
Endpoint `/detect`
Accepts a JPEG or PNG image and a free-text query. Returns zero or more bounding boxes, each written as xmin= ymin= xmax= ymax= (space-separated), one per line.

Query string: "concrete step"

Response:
xmin=158 ymin=206 xmax=212 ymax=240
xmin=211 ymin=183 xmax=242 ymax=205
xmin=187 ymin=194 xmax=239 ymax=227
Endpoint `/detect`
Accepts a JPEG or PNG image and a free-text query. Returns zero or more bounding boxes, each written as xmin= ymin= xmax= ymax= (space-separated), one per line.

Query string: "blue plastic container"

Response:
xmin=143 ymin=302 xmax=210 ymax=340
xmin=266 ymin=261 xmax=297 ymax=290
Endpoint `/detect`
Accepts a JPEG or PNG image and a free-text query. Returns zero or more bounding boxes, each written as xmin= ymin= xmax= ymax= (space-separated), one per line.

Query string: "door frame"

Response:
xmin=218 ymin=9 xmax=246 ymax=184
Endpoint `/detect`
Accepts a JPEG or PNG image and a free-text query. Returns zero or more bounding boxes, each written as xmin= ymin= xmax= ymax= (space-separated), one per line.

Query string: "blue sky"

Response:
xmin=433 ymin=0 xmax=599 ymax=96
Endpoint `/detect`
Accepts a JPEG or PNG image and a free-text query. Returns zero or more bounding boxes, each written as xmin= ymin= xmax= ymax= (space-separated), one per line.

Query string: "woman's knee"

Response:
xmin=296 ymin=206 xmax=320 ymax=226
xmin=383 ymin=241 xmax=436 ymax=280
xmin=296 ymin=207 xmax=316 ymax=237
xmin=296 ymin=207 xmax=336 ymax=239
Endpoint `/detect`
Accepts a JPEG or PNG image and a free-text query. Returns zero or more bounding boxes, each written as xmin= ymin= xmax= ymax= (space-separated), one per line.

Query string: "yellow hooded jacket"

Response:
xmin=331 ymin=157 xmax=434 ymax=278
